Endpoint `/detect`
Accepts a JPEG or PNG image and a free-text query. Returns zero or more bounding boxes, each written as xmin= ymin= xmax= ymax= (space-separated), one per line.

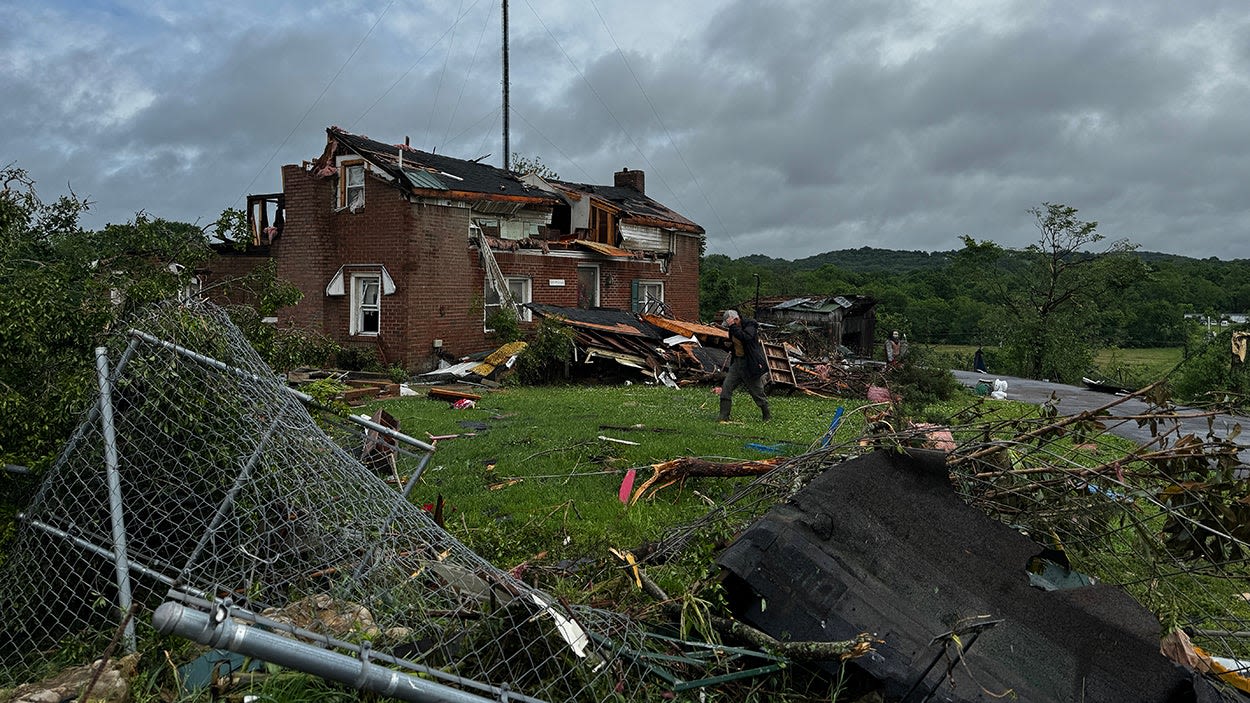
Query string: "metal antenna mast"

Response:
xmin=501 ymin=0 xmax=510 ymax=171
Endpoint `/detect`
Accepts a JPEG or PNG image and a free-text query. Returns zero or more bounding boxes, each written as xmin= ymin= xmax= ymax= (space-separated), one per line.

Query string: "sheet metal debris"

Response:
xmin=716 ymin=449 xmax=1237 ymax=702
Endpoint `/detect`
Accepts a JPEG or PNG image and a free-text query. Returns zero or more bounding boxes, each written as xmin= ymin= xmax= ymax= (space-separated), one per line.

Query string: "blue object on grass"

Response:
xmin=820 ymin=406 xmax=845 ymax=448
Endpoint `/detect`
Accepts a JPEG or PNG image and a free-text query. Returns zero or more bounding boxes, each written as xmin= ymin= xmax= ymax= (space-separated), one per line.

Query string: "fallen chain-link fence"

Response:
xmin=0 ymin=300 xmax=759 ymax=701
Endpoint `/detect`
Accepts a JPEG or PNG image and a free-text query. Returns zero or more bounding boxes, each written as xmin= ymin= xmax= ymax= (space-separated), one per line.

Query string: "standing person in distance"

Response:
xmin=718 ymin=310 xmax=771 ymax=422
xmin=885 ymin=330 xmax=908 ymax=367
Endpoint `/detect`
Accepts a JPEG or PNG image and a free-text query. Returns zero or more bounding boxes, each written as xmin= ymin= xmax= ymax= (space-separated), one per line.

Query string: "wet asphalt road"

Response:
xmin=950 ymin=370 xmax=1250 ymax=464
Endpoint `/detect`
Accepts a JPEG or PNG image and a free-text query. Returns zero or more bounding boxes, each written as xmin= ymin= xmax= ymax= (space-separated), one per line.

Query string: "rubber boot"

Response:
xmin=760 ymin=402 xmax=771 ymax=422
xmin=718 ymin=398 xmax=732 ymax=422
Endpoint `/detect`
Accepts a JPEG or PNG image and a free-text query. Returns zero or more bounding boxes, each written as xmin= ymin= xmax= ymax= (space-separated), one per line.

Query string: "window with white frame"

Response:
xmin=341 ymin=162 xmax=365 ymax=211
xmin=484 ymin=276 xmax=532 ymax=328
xmin=351 ymin=273 xmax=381 ymax=335
xmin=633 ymin=279 xmax=664 ymax=312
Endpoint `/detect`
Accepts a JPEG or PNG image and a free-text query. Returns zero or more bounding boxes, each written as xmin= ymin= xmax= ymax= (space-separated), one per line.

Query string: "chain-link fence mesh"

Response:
xmin=0 ymin=300 xmax=693 ymax=701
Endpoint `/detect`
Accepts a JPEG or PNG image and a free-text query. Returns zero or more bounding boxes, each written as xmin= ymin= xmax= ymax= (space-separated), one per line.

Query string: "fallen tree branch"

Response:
xmin=635 ymin=564 xmax=875 ymax=662
xmin=630 ymin=457 xmax=784 ymax=504
xmin=951 ymin=380 xmax=1164 ymax=466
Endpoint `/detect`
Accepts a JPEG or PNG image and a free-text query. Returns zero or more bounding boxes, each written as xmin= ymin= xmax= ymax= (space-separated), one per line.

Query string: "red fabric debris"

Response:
xmin=866 ymin=385 xmax=893 ymax=404
xmin=619 ymin=468 xmax=637 ymax=504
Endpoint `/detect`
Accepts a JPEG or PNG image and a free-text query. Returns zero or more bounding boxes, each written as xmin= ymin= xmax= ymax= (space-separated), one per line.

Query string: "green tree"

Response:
xmin=509 ymin=153 xmax=559 ymax=180
xmin=957 ymin=203 xmax=1141 ymax=382
xmin=0 ymin=167 xmax=217 ymax=470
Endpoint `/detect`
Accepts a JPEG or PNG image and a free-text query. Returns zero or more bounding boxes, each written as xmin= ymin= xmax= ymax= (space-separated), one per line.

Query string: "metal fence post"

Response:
xmin=96 ymin=346 xmax=137 ymax=652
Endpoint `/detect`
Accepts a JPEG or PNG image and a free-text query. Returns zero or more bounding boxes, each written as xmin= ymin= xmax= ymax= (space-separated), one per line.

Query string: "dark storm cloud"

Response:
xmin=6 ymin=0 xmax=1250 ymax=259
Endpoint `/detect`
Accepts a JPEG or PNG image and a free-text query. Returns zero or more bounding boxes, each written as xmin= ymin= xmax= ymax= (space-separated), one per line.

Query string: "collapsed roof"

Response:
xmin=528 ymin=304 xmax=726 ymax=383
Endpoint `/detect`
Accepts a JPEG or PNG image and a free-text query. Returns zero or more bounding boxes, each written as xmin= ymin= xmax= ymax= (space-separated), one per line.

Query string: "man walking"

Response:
xmin=719 ymin=310 xmax=771 ymax=422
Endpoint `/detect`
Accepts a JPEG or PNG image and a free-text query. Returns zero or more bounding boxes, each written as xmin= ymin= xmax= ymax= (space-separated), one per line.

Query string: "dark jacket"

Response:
xmin=728 ymin=318 xmax=770 ymax=379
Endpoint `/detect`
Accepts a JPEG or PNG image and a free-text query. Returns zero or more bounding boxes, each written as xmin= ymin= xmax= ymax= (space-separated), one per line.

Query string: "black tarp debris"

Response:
xmin=716 ymin=449 xmax=1239 ymax=702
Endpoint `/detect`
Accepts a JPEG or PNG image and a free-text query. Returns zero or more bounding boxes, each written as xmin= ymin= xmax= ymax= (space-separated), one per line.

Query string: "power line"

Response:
xmin=351 ymin=0 xmax=486 ymax=130
xmin=423 ymin=0 xmax=466 ymax=150
xmin=510 ymin=107 xmax=593 ymax=182
xmin=440 ymin=0 xmax=497 ymax=150
xmin=518 ymin=0 xmax=686 ymax=208
xmin=587 ymin=0 xmax=740 ymax=257
xmin=233 ymin=1 xmax=395 ymax=209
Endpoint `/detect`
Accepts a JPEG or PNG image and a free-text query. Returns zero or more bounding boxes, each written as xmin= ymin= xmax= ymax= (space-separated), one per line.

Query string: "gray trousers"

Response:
xmin=721 ymin=358 xmax=770 ymax=415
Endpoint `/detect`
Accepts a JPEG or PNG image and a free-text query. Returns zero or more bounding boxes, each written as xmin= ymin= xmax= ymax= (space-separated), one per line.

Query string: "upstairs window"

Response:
xmin=351 ymin=273 xmax=381 ymax=335
xmin=340 ymin=161 xmax=365 ymax=211
xmin=588 ymin=204 xmax=613 ymax=244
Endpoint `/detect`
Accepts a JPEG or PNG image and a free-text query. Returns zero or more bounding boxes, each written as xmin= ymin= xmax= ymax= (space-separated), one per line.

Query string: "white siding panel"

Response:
xmin=620 ymin=223 xmax=667 ymax=252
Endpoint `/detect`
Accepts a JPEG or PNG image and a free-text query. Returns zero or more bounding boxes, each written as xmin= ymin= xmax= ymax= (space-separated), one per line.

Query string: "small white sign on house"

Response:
xmin=549 ymin=279 xmax=566 ymax=287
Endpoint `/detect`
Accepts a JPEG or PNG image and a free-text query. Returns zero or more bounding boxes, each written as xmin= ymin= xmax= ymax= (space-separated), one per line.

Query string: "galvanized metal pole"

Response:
xmin=153 ymin=601 xmax=504 ymax=703
xmin=20 ymin=515 xmax=176 ymax=587
xmin=164 ymin=590 xmax=549 ymax=703
xmin=95 ymin=346 xmax=137 ymax=652
xmin=42 ymin=337 xmax=143 ymax=494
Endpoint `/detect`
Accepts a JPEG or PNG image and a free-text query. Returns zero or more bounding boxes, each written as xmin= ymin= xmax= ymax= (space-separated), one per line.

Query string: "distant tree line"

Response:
xmin=702 ymin=205 xmax=1250 ymax=383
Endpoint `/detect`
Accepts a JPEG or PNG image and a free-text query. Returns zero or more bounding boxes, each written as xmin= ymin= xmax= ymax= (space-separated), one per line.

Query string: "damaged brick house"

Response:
xmin=229 ymin=127 xmax=705 ymax=370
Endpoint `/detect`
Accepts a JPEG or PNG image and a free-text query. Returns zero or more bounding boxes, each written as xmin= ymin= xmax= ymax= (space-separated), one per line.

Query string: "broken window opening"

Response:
xmin=577 ymin=265 xmax=600 ymax=309
xmin=485 ymin=277 xmax=532 ymax=330
xmin=352 ymin=273 xmax=381 ymax=336
xmin=588 ymin=204 xmax=614 ymax=244
xmin=340 ymin=161 xmax=365 ymax=211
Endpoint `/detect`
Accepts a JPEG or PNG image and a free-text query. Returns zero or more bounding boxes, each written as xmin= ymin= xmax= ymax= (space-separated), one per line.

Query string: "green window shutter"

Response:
xmin=631 ymin=279 xmax=640 ymax=312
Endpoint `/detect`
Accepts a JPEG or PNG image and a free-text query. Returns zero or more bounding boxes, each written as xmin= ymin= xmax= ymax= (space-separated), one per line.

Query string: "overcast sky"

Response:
xmin=4 ymin=0 xmax=1250 ymax=260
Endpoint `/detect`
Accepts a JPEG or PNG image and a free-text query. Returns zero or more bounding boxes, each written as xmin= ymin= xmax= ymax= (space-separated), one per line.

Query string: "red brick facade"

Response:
xmin=264 ymin=164 xmax=701 ymax=371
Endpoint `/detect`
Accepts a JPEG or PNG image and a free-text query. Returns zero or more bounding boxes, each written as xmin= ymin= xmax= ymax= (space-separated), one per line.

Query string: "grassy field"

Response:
xmin=929 ymin=344 xmax=1184 ymax=380
xmin=366 ymin=384 xmax=870 ymax=572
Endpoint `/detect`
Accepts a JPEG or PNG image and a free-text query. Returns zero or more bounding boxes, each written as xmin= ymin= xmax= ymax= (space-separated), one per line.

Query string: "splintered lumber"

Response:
xmin=427 ymin=386 xmax=483 ymax=402
xmin=630 ymin=457 xmax=784 ymax=504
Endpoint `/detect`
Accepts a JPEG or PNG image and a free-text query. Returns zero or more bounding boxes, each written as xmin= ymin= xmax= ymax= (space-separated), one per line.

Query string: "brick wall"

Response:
xmin=272 ymin=164 xmax=332 ymax=331
xmin=271 ymin=164 xmax=704 ymax=370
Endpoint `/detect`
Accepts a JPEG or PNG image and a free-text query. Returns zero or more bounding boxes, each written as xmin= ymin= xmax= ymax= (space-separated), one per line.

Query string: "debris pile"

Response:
xmin=645 ymin=382 xmax=1250 ymax=700
xmin=528 ymin=304 xmax=729 ymax=386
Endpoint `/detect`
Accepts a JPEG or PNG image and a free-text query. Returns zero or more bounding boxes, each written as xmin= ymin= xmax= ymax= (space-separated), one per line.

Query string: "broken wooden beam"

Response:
xmin=427 ymin=387 xmax=483 ymax=402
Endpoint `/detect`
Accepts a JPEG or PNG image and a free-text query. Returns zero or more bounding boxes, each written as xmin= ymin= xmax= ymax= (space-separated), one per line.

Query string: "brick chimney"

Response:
xmin=614 ymin=167 xmax=644 ymax=194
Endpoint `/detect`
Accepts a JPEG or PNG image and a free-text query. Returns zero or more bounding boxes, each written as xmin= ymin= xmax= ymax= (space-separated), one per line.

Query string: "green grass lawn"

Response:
xmin=929 ymin=344 xmax=1184 ymax=381
xmin=367 ymin=384 xmax=865 ymax=571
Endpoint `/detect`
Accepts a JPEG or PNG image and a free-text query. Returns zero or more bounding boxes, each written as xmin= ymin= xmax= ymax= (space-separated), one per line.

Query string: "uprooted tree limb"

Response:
xmin=630 ymin=457 xmax=784 ymax=504
xmin=631 ymin=560 xmax=876 ymax=663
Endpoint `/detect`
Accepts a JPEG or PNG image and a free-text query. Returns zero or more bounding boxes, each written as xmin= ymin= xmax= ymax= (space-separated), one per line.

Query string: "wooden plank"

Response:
xmin=427 ymin=386 xmax=483 ymax=402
